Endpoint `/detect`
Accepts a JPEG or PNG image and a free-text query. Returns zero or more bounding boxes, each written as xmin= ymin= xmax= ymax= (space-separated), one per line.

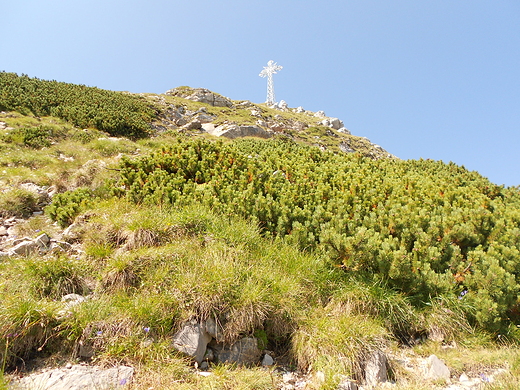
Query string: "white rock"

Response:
xmin=364 ymin=350 xmax=388 ymax=386
xmin=11 ymin=365 xmax=134 ymax=390
xmin=426 ymin=354 xmax=450 ymax=382
xmin=208 ymin=124 xmax=271 ymax=139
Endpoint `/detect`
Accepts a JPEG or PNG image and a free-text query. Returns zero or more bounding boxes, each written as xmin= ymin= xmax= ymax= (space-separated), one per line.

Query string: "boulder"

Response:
xmin=172 ymin=320 xmax=212 ymax=364
xmin=214 ymin=337 xmax=261 ymax=365
xmin=182 ymin=119 xmax=202 ymax=131
xmin=364 ymin=350 xmax=388 ymax=386
xmin=426 ymin=354 xmax=450 ymax=382
xmin=314 ymin=110 xmax=327 ymax=118
xmin=9 ymin=240 xmax=40 ymax=256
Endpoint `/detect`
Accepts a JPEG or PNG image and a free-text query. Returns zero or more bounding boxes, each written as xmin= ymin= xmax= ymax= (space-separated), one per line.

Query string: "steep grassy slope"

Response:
xmin=1 ymin=73 xmax=520 ymax=389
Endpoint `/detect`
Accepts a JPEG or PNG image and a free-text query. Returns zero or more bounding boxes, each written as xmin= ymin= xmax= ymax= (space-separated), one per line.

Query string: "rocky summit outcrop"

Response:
xmin=151 ymin=86 xmax=393 ymax=160
xmin=165 ymin=87 xmax=234 ymax=108
xmin=203 ymin=123 xmax=272 ymax=139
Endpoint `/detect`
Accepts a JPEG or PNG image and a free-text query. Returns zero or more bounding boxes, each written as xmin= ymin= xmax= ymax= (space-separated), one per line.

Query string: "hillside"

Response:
xmin=1 ymin=72 xmax=520 ymax=390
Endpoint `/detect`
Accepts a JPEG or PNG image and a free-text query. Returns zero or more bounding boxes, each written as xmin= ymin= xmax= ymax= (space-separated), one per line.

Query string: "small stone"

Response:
xmin=35 ymin=233 xmax=51 ymax=247
xmin=200 ymin=361 xmax=209 ymax=370
xmin=262 ymin=353 xmax=274 ymax=366
xmin=315 ymin=371 xmax=325 ymax=383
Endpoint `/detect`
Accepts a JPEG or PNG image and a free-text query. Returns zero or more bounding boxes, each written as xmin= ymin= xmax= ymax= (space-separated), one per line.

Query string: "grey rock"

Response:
xmin=35 ymin=233 xmax=51 ymax=248
xmin=339 ymin=142 xmax=355 ymax=153
xmin=262 ymin=353 xmax=274 ymax=366
xmin=195 ymin=114 xmax=215 ymax=124
xmin=208 ymin=124 xmax=271 ymax=139
xmin=215 ymin=337 xmax=261 ymax=365
xmin=314 ymin=110 xmax=327 ymax=118
xmin=9 ymin=240 xmax=40 ymax=256
xmin=294 ymin=106 xmax=305 ymax=113
xmin=167 ymin=88 xmax=233 ymax=108
xmin=278 ymin=100 xmax=288 ymax=109
xmin=292 ymin=121 xmax=308 ymax=131
xmin=205 ymin=317 xmax=223 ymax=340
xmin=172 ymin=320 xmax=212 ymax=364
xmin=175 ymin=117 xmax=188 ymax=126
xmin=364 ymin=350 xmax=387 ymax=386
xmin=182 ymin=119 xmax=202 ymax=131
xmin=0 ymin=226 xmax=8 ymax=236
xmin=337 ymin=127 xmax=351 ymax=134
xmin=337 ymin=377 xmax=358 ymax=390
xmin=76 ymin=340 xmax=95 ymax=359
xmin=329 ymin=118 xmax=344 ymax=130
xmin=10 ymin=364 xmax=134 ymax=390
xmin=426 ymin=354 xmax=450 ymax=381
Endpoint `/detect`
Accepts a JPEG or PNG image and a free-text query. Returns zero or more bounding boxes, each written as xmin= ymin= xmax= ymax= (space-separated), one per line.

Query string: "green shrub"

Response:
xmin=115 ymin=137 xmax=520 ymax=335
xmin=45 ymin=187 xmax=93 ymax=227
xmin=0 ymin=72 xmax=155 ymax=138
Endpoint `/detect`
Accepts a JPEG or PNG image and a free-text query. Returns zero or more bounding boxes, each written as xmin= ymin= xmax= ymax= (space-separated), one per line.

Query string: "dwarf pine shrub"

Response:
xmin=0 ymin=72 xmax=155 ymax=138
xmin=45 ymin=187 xmax=94 ymax=227
xmin=116 ymin=137 xmax=520 ymax=335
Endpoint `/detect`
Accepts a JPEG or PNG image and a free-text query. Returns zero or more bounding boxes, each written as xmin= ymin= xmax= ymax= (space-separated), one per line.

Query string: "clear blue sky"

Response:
xmin=2 ymin=1 xmax=519 ymax=187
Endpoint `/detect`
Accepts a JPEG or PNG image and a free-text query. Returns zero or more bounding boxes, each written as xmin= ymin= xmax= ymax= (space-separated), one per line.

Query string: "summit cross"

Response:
xmin=259 ymin=60 xmax=283 ymax=105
